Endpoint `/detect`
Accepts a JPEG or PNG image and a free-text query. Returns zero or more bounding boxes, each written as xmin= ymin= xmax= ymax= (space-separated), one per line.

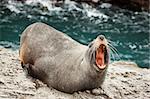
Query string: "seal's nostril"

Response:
xmin=99 ymin=35 xmax=105 ymax=41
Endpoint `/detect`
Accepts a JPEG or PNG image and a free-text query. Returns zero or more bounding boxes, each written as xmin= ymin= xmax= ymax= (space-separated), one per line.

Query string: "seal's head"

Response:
xmin=86 ymin=35 xmax=110 ymax=71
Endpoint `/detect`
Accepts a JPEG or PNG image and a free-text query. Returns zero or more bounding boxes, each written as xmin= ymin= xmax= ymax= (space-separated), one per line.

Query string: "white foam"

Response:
xmin=27 ymin=15 xmax=32 ymax=19
xmin=6 ymin=0 xmax=21 ymax=13
xmin=82 ymin=3 xmax=109 ymax=19
xmin=25 ymin=0 xmax=108 ymax=20
xmin=100 ymin=3 xmax=112 ymax=9
xmin=7 ymin=5 xmax=20 ymax=13
xmin=129 ymin=44 xmax=137 ymax=50
xmin=25 ymin=0 xmax=62 ymax=12
xmin=64 ymin=0 xmax=82 ymax=11
xmin=6 ymin=0 xmax=109 ymax=21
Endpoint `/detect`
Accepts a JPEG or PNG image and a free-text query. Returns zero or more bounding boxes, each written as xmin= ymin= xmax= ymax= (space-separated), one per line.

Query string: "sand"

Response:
xmin=0 ymin=46 xmax=150 ymax=99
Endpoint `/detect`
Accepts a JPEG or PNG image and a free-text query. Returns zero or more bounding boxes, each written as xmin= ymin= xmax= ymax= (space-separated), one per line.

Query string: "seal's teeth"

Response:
xmin=98 ymin=64 xmax=106 ymax=69
xmin=103 ymin=46 xmax=105 ymax=49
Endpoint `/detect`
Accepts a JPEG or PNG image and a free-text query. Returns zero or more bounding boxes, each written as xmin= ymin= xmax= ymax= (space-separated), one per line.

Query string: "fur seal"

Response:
xmin=19 ymin=22 xmax=110 ymax=93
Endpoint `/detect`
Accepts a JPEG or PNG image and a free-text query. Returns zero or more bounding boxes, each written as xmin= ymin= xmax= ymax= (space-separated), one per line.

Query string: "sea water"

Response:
xmin=0 ymin=0 xmax=149 ymax=68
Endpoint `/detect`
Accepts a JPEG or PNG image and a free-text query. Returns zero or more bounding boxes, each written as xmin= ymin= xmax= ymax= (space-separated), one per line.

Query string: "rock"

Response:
xmin=92 ymin=89 xmax=101 ymax=95
xmin=91 ymin=88 xmax=105 ymax=96
xmin=0 ymin=46 xmax=150 ymax=99
xmin=0 ymin=78 xmax=5 ymax=85
xmin=102 ymin=0 xmax=149 ymax=11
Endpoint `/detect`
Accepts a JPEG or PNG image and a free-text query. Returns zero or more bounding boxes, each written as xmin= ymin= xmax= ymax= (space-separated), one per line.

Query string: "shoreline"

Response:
xmin=0 ymin=46 xmax=150 ymax=99
xmin=0 ymin=41 xmax=149 ymax=68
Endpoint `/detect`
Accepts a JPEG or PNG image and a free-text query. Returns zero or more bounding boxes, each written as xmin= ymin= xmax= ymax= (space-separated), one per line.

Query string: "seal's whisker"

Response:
xmin=107 ymin=43 xmax=120 ymax=60
xmin=112 ymin=49 xmax=120 ymax=60
xmin=109 ymin=49 xmax=115 ymax=61
xmin=107 ymin=39 xmax=115 ymax=43
xmin=108 ymin=43 xmax=119 ymax=53
xmin=108 ymin=43 xmax=119 ymax=54
xmin=109 ymin=47 xmax=118 ymax=59
xmin=109 ymin=46 xmax=119 ymax=57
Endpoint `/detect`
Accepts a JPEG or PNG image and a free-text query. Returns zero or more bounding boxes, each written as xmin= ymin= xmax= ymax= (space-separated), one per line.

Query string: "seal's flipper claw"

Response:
xmin=21 ymin=63 xmax=32 ymax=75
xmin=21 ymin=62 xmax=25 ymax=68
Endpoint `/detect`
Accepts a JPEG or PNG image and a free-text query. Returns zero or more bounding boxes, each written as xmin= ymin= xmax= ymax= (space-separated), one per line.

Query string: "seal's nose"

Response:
xmin=98 ymin=35 xmax=105 ymax=41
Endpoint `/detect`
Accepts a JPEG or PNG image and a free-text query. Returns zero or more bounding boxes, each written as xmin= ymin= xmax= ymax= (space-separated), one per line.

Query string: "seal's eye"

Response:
xmin=88 ymin=42 xmax=93 ymax=48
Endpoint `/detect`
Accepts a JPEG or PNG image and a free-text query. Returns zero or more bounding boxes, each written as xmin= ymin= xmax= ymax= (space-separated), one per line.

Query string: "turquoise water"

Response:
xmin=0 ymin=1 xmax=149 ymax=68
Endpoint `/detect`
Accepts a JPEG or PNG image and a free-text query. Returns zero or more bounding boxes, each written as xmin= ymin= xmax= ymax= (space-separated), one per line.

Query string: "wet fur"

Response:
xmin=19 ymin=22 xmax=108 ymax=93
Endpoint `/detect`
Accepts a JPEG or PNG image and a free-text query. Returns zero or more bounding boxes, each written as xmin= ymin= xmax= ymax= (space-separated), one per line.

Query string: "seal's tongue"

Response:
xmin=96 ymin=45 xmax=105 ymax=67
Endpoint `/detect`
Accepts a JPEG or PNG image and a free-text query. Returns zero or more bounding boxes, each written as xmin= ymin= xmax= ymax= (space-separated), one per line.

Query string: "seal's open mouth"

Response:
xmin=96 ymin=44 xmax=108 ymax=69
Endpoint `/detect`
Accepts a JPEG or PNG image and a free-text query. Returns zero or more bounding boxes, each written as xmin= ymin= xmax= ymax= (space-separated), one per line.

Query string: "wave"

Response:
xmin=5 ymin=0 xmax=109 ymax=21
xmin=6 ymin=0 xmax=22 ymax=14
xmin=0 ymin=41 xmax=19 ymax=49
xmin=82 ymin=3 xmax=108 ymax=20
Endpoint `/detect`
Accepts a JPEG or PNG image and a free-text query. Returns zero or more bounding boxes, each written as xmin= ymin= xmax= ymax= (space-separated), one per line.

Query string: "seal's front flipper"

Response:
xmin=21 ymin=62 xmax=35 ymax=77
xmin=23 ymin=63 xmax=38 ymax=78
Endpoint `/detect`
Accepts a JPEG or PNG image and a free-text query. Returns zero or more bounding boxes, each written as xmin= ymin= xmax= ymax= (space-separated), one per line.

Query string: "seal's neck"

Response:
xmin=80 ymin=55 xmax=107 ymax=83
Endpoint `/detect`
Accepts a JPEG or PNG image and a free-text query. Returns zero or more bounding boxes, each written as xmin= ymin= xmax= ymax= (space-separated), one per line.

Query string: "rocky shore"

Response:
xmin=0 ymin=46 xmax=150 ymax=99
